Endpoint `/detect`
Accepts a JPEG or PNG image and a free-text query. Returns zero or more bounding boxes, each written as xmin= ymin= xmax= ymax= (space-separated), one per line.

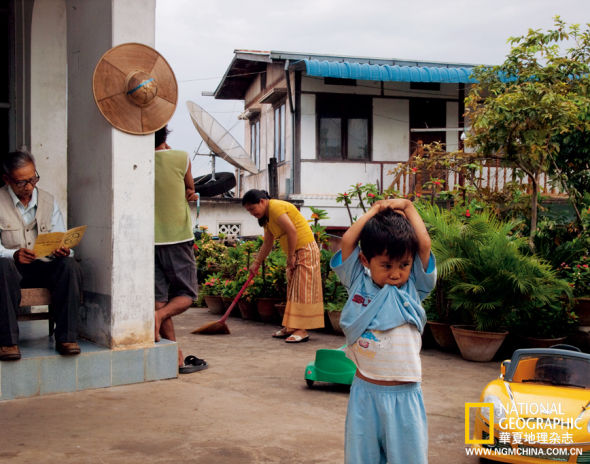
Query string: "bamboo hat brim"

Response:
xmin=92 ymin=43 xmax=178 ymax=135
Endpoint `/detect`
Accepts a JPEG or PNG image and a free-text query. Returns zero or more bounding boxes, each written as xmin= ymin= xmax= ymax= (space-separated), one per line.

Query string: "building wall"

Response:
xmin=372 ymin=98 xmax=409 ymax=162
xmin=30 ymin=0 xmax=68 ymax=216
xmin=240 ymin=63 xmax=293 ymax=197
xmin=236 ymin=70 xmax=466 ymax=228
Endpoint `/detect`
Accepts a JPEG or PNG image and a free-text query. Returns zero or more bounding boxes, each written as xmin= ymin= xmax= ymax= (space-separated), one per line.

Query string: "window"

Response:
xmin=274 ymin=102 xmax=286 ymax=163
xmin=250 ymin=119 xmax=260 ymax=169
xmin=316 ymin=95 xmax=372 ymax=160
xmin=317 ymin=94 xmax=370 ymax=160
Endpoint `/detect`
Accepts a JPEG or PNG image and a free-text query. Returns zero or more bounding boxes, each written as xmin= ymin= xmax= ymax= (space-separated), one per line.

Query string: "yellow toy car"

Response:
xmin=472 ymin=345 xmax=590 ymax=463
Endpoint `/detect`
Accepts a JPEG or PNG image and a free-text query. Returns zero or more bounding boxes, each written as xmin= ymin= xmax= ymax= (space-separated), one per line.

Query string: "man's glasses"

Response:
xmin=11 ymin=171 xmax=40 ymax=188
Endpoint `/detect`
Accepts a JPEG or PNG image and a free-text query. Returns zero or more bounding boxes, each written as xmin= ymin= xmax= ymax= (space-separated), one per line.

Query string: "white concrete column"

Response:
xmin=66 ymin=0 xmax=156 ymax=348
xmin=30 ymin=0 xmax=68 ymax=216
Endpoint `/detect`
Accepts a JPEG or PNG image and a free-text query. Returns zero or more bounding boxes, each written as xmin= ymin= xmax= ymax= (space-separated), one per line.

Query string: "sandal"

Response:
xmin=272 ymin=328 xmax=294 ymax=339
xmin=179 ymin=355 xmax=208 ymax=374
xmin=285 ymin=334 xmax=310 ymax=343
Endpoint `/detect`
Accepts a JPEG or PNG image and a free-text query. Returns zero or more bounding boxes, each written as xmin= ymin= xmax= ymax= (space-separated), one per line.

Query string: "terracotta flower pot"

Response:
xmin=574 ymin=297 xmax=590 ymax=326
xmin=256 ymin=298 xmax=281 ymax=323
xmin=517 ymin=335 xmax=567 ymax=349
xmin=274 ymin=303 xmax=286 ymax=322
xmin=427 ymin=321 xmax=457 ymax=351
xmin=451 ymin=325 xmax=508 ymax=362
xmin=222 ymin=297 xmax=241 ymax=317
xmin=327 ymin=310 xmax=344 ymax=335
xmin=238 ymin=299 xmax=258 ymax=320
xmin=203 ymin=295 xmax=225 ymax=315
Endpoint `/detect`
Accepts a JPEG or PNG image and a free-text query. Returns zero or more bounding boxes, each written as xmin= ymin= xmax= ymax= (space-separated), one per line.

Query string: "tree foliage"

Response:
xmin=465 ymin=17 xmax=590 ymax=246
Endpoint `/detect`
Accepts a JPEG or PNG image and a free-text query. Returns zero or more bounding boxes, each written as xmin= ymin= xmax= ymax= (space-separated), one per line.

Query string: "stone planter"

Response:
xmin=238 ymin=299 xmax=258 ymax=320
xmin=327 ymin=310 xmax=344 ymax=335
xmin=451 ymin=325 xmax=508 ymax=362
xmin=256 ymin=298 xmax=281 ymax=323
xmin=574 ymin=297 xmax=590 ymax=326
xmin=203 ymin=295 xmax=225 ymax=314
xmin=427 ymin=321 xmax=457 ymax=351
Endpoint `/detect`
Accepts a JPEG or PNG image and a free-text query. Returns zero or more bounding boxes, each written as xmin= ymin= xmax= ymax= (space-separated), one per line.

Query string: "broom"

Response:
xmin=192 ymin=273 xmax=255 ymax=335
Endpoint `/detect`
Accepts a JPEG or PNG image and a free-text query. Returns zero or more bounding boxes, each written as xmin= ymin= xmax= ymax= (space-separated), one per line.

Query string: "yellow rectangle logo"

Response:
xmin=465 ymin=402 xmax=494 ymax=445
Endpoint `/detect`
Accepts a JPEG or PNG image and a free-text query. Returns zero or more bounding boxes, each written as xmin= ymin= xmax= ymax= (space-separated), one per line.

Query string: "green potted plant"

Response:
xmin=560 ymin=258 xmax=590 ymax=325
xmin=422 ymin=204 xmax=571 ymax=361
xmin=250 ymin=247 xmax=286 ymax=323
xmin=200 ymin=272 xmax=225 ymax=314
xmin=323 ymin=271 xmax=348 ymax=334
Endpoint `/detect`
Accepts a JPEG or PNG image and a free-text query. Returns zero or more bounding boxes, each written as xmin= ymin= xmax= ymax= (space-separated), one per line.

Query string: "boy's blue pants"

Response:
xmin=345 ymin=376 xmax=428 ymax=464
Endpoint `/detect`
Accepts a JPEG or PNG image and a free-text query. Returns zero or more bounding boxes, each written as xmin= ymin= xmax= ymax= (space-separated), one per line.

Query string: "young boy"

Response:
xmin=330 ymin=199 xmax=436 ymax=464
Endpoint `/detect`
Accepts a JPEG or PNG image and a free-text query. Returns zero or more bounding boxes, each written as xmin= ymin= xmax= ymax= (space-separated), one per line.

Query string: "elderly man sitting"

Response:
xmin=0 ymin=149 xmax=82 ymax=361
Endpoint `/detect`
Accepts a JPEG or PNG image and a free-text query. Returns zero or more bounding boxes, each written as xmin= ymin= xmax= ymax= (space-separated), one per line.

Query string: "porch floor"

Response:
xmin=0 ymin=320 xmax=178 ymax=401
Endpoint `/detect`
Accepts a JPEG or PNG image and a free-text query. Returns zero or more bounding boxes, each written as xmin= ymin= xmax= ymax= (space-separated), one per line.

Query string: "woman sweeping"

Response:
xmin=242 ymin=189 xmax=324 ymax=342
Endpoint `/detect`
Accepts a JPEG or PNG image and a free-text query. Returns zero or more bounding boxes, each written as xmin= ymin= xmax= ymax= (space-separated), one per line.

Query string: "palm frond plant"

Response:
xmin=421 ymin=203 xmax=573 ymax=334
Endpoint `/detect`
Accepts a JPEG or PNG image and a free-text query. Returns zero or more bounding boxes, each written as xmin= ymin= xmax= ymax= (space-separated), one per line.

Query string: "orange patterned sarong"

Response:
xmin=283 ymin=241 xmax=325 ymax=329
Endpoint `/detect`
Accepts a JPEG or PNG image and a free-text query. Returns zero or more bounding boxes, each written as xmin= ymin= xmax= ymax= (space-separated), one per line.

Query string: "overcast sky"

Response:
xmin=155 ymin=0 xmax=589 ymax=177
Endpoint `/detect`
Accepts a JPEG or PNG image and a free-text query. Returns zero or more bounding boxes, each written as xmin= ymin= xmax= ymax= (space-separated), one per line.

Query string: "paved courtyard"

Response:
xmin=0 ymin=306 xmax=499 ymax=463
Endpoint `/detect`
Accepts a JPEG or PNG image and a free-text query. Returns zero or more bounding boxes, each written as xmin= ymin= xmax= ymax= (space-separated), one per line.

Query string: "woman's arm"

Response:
xmin=274 ymin=213 xmax=298 ymax=271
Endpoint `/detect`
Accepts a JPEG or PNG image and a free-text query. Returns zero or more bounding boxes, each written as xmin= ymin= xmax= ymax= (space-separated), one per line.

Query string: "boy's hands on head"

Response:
xmin=341 ymin=198 xmax=431 ymax=270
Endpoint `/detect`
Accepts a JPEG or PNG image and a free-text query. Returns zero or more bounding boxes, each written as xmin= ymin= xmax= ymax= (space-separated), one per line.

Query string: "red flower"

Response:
xmin=367 ymin=193 xmax=375 ymax=198
xmin=433 ymin=181 xmax=442 ymax=186
xmin=342 ymin=193 xmax=348 ymax=197
xmin=411 ymin=167 xmax=417 ymax=173
xmin=465 ymin=209 xmax=471 ymax=218
xmin=583 ymin=264 xmax=589 ymax=268
xmin=416 ymin=193 xmax=422 ymax=198
xmin=193 ymin=244 xmax=198 ymax=250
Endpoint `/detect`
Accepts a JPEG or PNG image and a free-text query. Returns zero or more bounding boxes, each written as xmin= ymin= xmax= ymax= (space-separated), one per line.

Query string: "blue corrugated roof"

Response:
xmin=304 ymin=59 xmax=477 ymax=83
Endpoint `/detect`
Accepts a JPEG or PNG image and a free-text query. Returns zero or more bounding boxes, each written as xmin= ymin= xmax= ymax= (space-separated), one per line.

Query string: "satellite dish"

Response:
xmin=187 ymin=100 xmax=258 ymax=174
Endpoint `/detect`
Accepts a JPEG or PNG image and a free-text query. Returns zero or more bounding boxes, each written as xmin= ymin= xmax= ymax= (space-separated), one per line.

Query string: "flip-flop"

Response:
xmin=272 ymin=328 xmax=294 ymax=339
xmin=179 ymin=355 xmax=208 ymax=374
xmin=285 ymin=334 xmax=309 ymax=343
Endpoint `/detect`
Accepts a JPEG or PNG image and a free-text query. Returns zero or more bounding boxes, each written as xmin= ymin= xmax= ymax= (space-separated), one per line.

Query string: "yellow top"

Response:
xmin=265 ymin=199 xmax=315 ymax=254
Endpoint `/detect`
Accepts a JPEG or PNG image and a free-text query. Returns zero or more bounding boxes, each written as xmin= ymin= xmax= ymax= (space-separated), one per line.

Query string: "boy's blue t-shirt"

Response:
xmin=330 ymin=247 xmax=436 ymax=345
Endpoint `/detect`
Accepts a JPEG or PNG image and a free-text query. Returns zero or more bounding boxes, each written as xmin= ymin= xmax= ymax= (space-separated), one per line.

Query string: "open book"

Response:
xmin=33 ymin=225 xmax=87 ymax=258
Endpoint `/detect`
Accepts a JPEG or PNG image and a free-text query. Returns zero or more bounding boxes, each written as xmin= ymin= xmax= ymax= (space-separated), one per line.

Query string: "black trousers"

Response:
xmin=0 ymin=257 xmax=81 ymax=345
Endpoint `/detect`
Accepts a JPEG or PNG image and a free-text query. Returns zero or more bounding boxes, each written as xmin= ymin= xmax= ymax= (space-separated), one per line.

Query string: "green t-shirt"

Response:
xmin=154 ymin=149 xmax=193 ymax=244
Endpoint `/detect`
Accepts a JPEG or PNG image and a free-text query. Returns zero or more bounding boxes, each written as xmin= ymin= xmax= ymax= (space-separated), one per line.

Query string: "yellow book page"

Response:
xmin=33 ymin=232 xmax=64 ymax=257
xmin=33 ymin=225 xmax=87 ymax=258
xmin=61 ymin=225 xmax=87 ymax=249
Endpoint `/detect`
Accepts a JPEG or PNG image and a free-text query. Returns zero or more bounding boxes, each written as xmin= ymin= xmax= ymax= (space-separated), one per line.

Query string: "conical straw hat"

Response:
xmin=93 ymin=43 xmax=178 ymax=135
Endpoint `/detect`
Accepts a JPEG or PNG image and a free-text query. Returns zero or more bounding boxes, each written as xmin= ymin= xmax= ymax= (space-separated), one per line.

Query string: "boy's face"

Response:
xmin=360 ymin=251 xmax=413 ymax=288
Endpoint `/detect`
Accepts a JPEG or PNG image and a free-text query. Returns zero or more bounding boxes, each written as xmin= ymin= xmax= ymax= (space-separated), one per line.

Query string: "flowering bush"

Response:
xmin=559 ymin=256 xmax=590 ymax=298
xmin=200 ymin=272 xmax=225 ymax=296
xmin=194 ymin=230 xmax=229 ymax=279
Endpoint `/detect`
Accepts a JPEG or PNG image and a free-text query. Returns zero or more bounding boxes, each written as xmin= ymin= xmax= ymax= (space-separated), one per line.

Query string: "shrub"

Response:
xmin=421 ymin=204 xmax=573 ymax=333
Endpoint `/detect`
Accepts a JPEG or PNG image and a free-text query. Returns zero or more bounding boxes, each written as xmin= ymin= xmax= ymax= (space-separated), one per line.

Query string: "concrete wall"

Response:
xmin=66 ymin=0 xmax=156 ymax=348
xmin=30 ymin=0 xmax=68 ymax=216
xmin=190 ymin=201 xmax=261 ymax=238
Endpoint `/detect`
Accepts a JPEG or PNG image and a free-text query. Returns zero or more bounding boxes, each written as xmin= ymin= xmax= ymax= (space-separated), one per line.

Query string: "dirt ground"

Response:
xmin=0 ymin=307 xmax=499 ymax=463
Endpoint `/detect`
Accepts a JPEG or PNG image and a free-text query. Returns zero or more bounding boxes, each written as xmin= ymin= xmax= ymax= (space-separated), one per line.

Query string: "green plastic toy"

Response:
xmin=304 ymin=346 xmax=357 ymax=388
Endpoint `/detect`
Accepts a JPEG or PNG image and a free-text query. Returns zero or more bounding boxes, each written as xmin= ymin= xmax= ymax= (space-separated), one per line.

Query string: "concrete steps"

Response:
xmin=0 ymin=320 xmax=177 ymax=401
